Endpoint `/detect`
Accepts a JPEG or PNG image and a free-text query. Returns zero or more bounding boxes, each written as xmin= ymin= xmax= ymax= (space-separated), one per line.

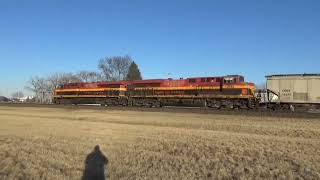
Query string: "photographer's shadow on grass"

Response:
xmin=82 ymin=145 xmax=109 ymax=180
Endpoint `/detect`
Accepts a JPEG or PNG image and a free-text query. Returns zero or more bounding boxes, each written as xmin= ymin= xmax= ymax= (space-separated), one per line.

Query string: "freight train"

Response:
xmin=53 ymin=75 xmax=258 ymax=109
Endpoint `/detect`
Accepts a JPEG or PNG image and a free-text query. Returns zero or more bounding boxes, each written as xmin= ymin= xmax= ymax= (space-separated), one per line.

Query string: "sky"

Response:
xmin=0 ymin=0 xmax=319 ymax=96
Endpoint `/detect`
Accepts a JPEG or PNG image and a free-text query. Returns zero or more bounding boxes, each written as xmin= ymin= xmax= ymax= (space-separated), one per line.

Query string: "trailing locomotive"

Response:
xmin=53 ymin=75 xmax=257 ymax=109
xmin=54 ymin=81 xmax=128 ymax=106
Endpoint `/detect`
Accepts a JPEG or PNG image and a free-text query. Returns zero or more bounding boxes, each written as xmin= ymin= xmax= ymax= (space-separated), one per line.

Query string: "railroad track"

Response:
xmin=0 ymin=103 xmax=319 ymax=119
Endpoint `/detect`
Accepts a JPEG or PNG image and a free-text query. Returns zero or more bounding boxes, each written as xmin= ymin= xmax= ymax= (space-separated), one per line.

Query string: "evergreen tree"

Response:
xmin=126 ymin=61 xmax=142 ymax=81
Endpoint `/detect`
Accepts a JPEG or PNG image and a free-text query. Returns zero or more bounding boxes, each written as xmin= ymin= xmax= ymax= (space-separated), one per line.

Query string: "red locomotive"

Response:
xmin=53 ymin=75 xmax=256 ymax=108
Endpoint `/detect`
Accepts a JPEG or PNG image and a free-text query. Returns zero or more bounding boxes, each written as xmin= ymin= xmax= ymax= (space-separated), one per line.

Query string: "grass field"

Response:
xmin=0 ymin=106 xmax=320 ymax=179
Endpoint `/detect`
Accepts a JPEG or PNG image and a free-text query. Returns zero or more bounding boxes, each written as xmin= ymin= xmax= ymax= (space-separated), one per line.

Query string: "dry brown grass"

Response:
xmin=0 ymin=106 xmax=320 ymax=180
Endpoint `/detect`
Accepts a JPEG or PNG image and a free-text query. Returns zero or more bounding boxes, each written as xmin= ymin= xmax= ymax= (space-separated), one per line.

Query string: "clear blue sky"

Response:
xmin=0 ymin=0 xmax=319 ymax=96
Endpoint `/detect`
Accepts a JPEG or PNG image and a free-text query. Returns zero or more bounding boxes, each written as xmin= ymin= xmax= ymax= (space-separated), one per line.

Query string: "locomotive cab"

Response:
xmin=223 ymin=75 xmax=244 ymax=84
xmin=222 ymin=75 xmax=255 ymax=96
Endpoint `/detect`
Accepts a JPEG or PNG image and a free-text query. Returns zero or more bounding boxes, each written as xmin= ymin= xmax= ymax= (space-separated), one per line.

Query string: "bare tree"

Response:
xmin=26 ymin=76 xmax=48 ymax=93
xmin=62 ymin=73 xmax=82 ymax=84
xmin=26 ymin=73 xmax=82 ymax=104
xmin=98 ymin=55 xmax=132 ymax=81
xmin=47 ymin=73 xmax=82 ymax=90
xmin=26 ymin=76 xmax=51 ymax=104
xmin=77 ymin=71 xmax=103 ymax=82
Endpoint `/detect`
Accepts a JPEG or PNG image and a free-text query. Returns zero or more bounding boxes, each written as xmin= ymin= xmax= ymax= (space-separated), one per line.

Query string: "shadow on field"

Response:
xmin=82 ymin=145 xmax=109 ymax=180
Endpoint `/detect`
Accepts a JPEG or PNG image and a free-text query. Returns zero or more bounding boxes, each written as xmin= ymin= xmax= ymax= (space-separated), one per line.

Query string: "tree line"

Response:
xmin=25 ymin=55 xmax=142 ymax=104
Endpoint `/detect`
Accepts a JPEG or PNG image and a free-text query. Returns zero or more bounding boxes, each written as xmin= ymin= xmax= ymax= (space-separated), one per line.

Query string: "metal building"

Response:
xmin=266 ymin=74 xmax=320 ymax=104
